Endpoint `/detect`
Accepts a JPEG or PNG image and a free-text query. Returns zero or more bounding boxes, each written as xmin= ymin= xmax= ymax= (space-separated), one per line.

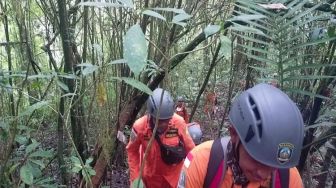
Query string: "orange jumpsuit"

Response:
xmin=175 ymin=104 xmax=189 ymax=123
xmin=178 ymin=140 xmax=303 ymax=188
xmin=204 ymin=91 xmax=217 ymax=115
xmin=126 ymin=114 xmax=195 ymax=188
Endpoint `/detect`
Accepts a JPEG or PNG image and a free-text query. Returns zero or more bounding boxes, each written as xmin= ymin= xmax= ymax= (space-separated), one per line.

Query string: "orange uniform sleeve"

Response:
xmin=178 ymin=141 xmax=213 ymax=188
xmin=289 ymin=167 xmax=303 ymax=188
xmin=178 ymin=116 xmax=195 ymax=152
xmin=126 ymin=127 xmax=141 ymax=183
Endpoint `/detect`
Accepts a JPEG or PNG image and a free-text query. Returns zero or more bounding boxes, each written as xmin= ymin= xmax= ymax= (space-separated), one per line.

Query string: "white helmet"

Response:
xmin=229 ymin=83 xmax=304 ymax=168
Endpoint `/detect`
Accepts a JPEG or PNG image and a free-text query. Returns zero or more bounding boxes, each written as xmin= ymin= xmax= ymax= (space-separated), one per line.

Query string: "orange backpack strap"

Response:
xmin=203 ymin=137 xmax=230 ymax=188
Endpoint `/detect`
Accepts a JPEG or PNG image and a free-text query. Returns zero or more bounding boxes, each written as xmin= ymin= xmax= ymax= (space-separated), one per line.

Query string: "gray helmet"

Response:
xmin=177 ymin=96 xmax=185 ymax=102
xmin=147 ymin=88 xmax=175 ymax=119
xmin=187 ymin=122 xmax=202 ymax=145
xmin=229 ymin=83 xmax=304 ymax=168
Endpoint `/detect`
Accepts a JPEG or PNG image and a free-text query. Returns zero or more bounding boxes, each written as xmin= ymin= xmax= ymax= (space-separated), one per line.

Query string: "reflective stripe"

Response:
xmin=184 ymin=153 xmax=193 ymax=168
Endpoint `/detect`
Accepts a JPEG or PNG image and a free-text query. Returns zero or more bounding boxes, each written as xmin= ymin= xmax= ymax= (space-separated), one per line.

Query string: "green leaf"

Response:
xmin=20 ymin=164 xmax=34 ymax=185
xmin=108 ymin=59 xmax=127 ymax=65
xmin=57 ymin=80 xmax=69 ymax=92
xmin=15 ymin=135 xmax=29 ymax=145
xmin=57 ymin=73 xmax=77 ymax=79
xmin=151 ymin=7 xmax=186 ymax=14
xmin=85 ymin=157 xmax=94 ymax=165
xmin=80 ymin=64 xmax=99 ymax=76
xmin=61 ymin=93 xmax=76 ymax=98
xmin=117 ymin=0 xmax=133 ymax=8
xmin=27 ymin=74 xmax=52 ymax=80
xmin=220 ymin=36 xmax=232 ymax=59
xmin=131 ymin=178 xmax=145 ymax=188
xmin=29 ymin=162 xmax=42 ymax=177
xmin=305 ymin=122 xmax=336 ymax=130
xmin=236 ymin=0 xmax=272 ymax=16
xmin=229 ymin=14 xmax=266 ymax=22
xmin=111 ymin=77 xmax=153 ymax=95
xmin=142 ymin=10 xmax=166 ymax=21
xmin=71 ymin=156 xmax=81 ymax=164
xmin=123 ymin=24 xmax=148 ymax=76
xmin=285 ymin=88 xmax=329 ymax=100
xmin=85 ymin=167 xmax=96 ymax=176
xmin=283 ymin=75 xmax=336 ymax=81
xmin=20 ymin=101 xmax=49 ymax=117
xmin=204 ymin=25 xmax=220 ymax=38
xmin=78 ymin=2 xmax=123 ymax=8
xmin=173 ymin=22 xmax=187 ymax=27
xmin=30 ymin=150 xmax=54 ymax=158
xmin=30 ymin=159 xmax=45 ymax=168
xmin=172 ymin=13 xmax=192 ymax=24
xmin=25 ymin=140 xmax=40 ymax=154
xmin=283 ymin=63 xmax=336 ymax=72
xmin=72 ymin=166 xmax=82 ymax=173
xmin=230 ymin=23 xmax=266 ymax=36
xmin=328 ymin=26 xmax=336 ymax=37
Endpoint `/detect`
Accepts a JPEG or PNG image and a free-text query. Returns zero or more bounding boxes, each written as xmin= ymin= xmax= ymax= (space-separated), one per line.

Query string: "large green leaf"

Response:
xmin=78 ymin=1 xmax=124 ymax=8
xmin=111 ymin=77 xmax=153 ymax=95
xmin=117 ymin=0 xmax=133 ymax=8
xmin=220 ymin=36 xmax=232 ymax=59
xmin=30 ymin=150 xmax=54 ymax=158
xmin=284 ymin=63 xmax=336 ymax=72
xmin=25 ymin=140 xmax=40 ymax=154
xmin=284 ymin=75 xmax=336 ymax=81
xmin=151 ymin=7 xmax=186 ymax=14
xmin=228 ymin=14 xmax=266 ymax=22
xmin=286 ymin=88 xmax=329 ymax=100
xmin=20 ymin=164 xmax=34 ymax=185
xmin=20 ymin=101 xmax=49 ymax=117
xmin=142 ymin=10 xmax=166 ymax=21
xmin=172 ymin=13 xmax=192 ymax=24
xmin=204 ymin=25 xmax=220 ymax=38
xmin=230 ymin=23 xmax=266 ymax=36
xmin=77 ymin=63 xmax=99 ymax=76
xmin=123 ymin=24 xmax=148 ymax=76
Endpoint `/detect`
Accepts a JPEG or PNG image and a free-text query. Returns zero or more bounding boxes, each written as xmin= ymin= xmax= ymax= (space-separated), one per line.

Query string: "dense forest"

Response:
xmin=1 ymin=0 xmax=336 ymax=187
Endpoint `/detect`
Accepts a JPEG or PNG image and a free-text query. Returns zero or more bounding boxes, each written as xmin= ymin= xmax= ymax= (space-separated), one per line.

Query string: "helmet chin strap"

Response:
xmin=148 ymin=115 xmax=165 ymax=134
xmin=234 ymin=140 xmax=241 ymax=162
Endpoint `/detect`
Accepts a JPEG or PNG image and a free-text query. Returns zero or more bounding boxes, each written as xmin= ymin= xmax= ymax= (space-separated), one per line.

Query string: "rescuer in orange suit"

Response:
xmin=175 ymin=96 xmax=189 ymax=123
xmin=178 ymin=84 xmax=304 ymax=188
xmin=126 ymin=88 xmax=195 ymax=188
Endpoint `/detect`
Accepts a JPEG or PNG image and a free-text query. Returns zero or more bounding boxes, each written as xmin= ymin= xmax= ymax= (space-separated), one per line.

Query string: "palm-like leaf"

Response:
xmin=230 ymin=0 xmax=336 ymax=99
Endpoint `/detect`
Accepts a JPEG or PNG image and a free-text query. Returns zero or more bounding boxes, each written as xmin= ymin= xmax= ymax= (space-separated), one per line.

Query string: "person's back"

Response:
xmin=178 ymin=83 xmax=304 ymax=188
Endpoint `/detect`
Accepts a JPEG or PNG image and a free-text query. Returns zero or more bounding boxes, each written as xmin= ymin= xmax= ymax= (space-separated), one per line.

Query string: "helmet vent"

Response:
xmin=244 ymin=125 xmax=255 ymax=143
xmin=150 ymin=96 xmax=157 ymax=113
xmin=249 ymin=96 xmax=262 ymax=139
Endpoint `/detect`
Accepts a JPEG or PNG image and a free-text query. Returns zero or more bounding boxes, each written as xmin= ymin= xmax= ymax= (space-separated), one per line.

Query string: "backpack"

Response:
xmin=203 ymin=137 xmax=289 ymax=188
xmin=155 ymin=133 xmax=187 ymax=165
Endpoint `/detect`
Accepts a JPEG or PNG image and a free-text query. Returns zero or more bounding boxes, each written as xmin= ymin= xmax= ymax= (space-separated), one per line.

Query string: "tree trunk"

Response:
xmin=57 ymin=0 xmax=86 ymax=159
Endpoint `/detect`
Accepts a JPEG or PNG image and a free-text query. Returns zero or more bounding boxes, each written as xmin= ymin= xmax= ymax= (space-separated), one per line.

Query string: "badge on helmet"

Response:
xmin=277 ymin=143 xmax=294 ymax=164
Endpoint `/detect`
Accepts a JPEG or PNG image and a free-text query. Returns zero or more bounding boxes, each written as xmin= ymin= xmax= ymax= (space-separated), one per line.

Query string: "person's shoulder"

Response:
xmin=133 ymin=115 xmax=148 ymax=131
xmin=289 ymin=167 xmax=301 ymax=178
xmin=190 ymin=140 xmax=214 ymax=157
xmin=288 ymin=167 xmax=303 ymax=187
xmin=171 ymin=113 xmax=187 ymax=125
